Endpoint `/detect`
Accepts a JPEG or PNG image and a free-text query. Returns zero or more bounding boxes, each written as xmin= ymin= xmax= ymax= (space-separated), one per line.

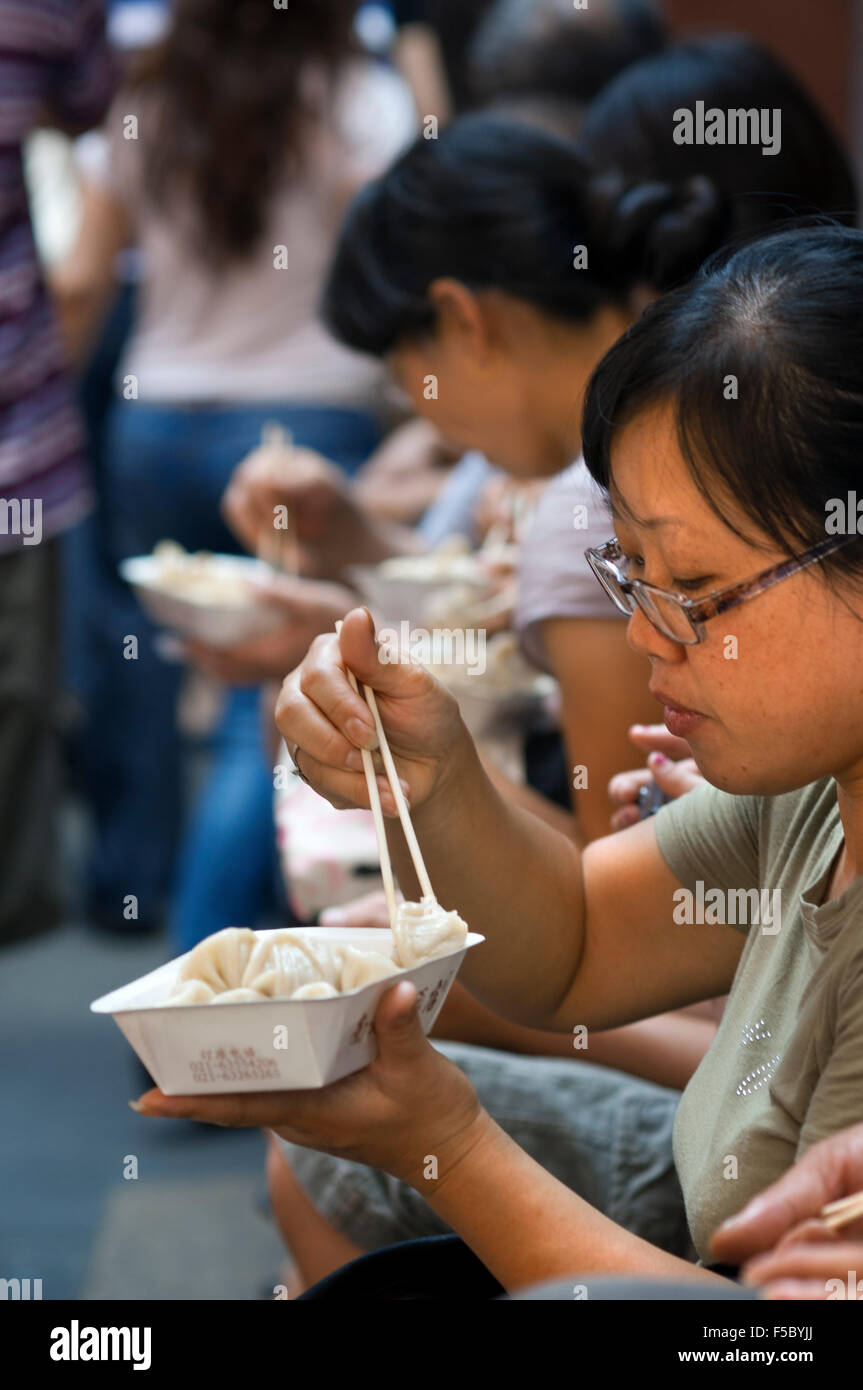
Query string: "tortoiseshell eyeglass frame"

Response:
xmin=584 ymin=534 xmax=857 ymax=645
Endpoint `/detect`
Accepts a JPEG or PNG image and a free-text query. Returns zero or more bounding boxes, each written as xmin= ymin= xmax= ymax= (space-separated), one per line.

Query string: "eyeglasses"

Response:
xmin=584 ymin=534 xmax=856 ymax=645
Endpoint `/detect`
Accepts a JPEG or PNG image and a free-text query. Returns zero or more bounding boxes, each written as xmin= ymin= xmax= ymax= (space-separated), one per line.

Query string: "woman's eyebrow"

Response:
xmin=610 ymin=503 xmax=685 ymax=532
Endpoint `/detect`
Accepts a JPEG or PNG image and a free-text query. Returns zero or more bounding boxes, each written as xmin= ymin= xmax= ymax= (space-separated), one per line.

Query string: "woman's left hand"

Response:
xmin=131 ymin=981 xmax=486 ymax=1189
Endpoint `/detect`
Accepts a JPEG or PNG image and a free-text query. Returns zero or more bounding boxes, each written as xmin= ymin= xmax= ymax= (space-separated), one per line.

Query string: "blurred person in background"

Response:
xmin=0 ymin=0 xmax=115 ymax=946
xmin=468 ymin=0 xmax=665 ymax=135
xmin=54 ymin=0 xmax=416 ymax=943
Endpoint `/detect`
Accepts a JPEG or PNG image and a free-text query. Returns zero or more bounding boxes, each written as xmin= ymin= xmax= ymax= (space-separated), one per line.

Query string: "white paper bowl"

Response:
xmin=346 ymin=563 xmax=492 ymax=627
xmin=90 ymin=926 xmax=484 ymax=1093
xmin=120 ymin=554 xmax=284 ymax=647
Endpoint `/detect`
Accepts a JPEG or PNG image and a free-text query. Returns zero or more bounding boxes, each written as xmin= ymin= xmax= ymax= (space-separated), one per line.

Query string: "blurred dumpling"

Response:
xmin=165 ymin=979 xmax=216 ymax=1006
xmin=291 ymin=981 xmax=339 ymax=999
xmin=340 ymin=946 xmax=401 ymax=992
xmin=392 ymin=897 xmax=468 ymax=968
xmin=211 ymin=987 xmax=264 ymax=1004
xmin=174 ymin=926 xmax=258 ymax=994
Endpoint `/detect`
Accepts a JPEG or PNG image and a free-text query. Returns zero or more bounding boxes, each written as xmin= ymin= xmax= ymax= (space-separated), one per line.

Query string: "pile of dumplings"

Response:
xmin=166 ymin=897 xmax=468 ymax=1006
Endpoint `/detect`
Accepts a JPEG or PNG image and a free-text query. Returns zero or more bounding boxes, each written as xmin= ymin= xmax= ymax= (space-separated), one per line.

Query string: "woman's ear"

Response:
xmin=427 ymin=277 xmax=491 ymax=362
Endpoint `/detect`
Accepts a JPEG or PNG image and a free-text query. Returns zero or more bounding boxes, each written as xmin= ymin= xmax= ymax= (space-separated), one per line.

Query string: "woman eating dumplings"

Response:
xmin=133 ymin=223 xmax=863 ymax=1296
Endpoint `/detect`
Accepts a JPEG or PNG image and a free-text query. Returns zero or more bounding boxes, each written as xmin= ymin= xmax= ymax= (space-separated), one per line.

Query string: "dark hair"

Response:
xmin=323 ymin=32 xmax=857 ymax=359
xmin=322 ymin=114 xmax=725 ymax=355
xmin=132 ymin=0 xmax=358 ymax=264
xmin=468 ymin=0 xmax=666 ymax=109
xmin=581 ymin=224 xmax=863 ymax=582
xmin=579 ymin=34 xmax=857 ymax=236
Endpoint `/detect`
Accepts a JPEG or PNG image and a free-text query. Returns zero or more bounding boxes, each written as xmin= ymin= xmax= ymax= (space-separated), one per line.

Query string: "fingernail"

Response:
xmin=348 ymin=718 xmax=378 ymax=750
xmin=129 ymin=1100 xmax=146 ymax=1113
xmin=319 ymin=907 xmax=345 ymax=924
xmin=345 ymin=748 xmax=364 ymax=772
xmin=648 ymin=752 xmax=667 ymax=768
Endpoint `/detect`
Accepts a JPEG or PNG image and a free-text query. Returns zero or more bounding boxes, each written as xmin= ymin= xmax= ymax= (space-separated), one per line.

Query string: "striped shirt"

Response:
xmin=0 ymin=1 xmax=115 ymax=550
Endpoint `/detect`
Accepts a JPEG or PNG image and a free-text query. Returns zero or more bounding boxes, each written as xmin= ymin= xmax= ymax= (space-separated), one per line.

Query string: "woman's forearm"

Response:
xmin=432 ymin=982 xmax=717 ymax=1090
xmin=388 ymin=735 xmax=588 ymax=1026
xmin=422 ymin=1110 xmax=726 ymax=1294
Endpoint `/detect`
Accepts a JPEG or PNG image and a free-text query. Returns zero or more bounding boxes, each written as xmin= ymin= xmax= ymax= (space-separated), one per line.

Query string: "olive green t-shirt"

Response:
xmin=654 ymin=776 xmax=863 ymax=1263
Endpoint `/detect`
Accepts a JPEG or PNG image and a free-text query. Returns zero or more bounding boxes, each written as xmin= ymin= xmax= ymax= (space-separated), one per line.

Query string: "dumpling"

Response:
xmin=211 ymin=987 xmax=264 ymax=1004
xmin=242 ymin=930 xmax=343 ymax=998
xmin=174 ymin=926 xmax=258 ymax=994
xmin=339 ymin=946 xmax=401 ymax=992
xmin=291 ymin=981 xmax=339 ymax=1000
xmin=165 ymin=979 xmax=215 ymax=1006
xmin=392 ymin=897 xmax=468 ymax=968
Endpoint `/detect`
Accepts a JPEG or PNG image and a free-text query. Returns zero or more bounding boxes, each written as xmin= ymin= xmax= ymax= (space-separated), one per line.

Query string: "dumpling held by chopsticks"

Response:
xmin=392 ymin=896 xmax=468 ymax=969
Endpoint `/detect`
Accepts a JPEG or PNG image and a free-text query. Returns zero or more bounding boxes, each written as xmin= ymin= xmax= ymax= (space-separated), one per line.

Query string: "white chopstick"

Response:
xmin=820 ymin=1190 xmax=863 ymax=1232
xmin=336 ymin=622 xmax=436 ymax=903
xmin=334 ymin=622 xmax=398 ymax=930
xmin=361 ymin=684 xmax=435 ymax=901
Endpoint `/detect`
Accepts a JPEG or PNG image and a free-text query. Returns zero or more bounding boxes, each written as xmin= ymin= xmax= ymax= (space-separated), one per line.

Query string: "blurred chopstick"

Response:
xmin=257 ymin=421 xmax=300 ymax=578
xmin=820 ymin=1189 xmax=863 ymax=1232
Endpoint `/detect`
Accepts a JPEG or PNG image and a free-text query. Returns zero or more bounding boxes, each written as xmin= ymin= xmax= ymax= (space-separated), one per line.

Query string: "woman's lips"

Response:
xmin=651 ymin=691 xmax=708 ymax=739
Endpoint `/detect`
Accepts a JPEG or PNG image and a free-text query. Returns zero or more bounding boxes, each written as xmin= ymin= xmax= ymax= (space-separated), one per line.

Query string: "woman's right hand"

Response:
xmin=274 ymin=607 xmax=469 ymax=817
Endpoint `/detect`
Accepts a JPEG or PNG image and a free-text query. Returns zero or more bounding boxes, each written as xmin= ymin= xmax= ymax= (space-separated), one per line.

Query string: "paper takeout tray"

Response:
xmin=90 ymin=927 xmax=484 ymax=1093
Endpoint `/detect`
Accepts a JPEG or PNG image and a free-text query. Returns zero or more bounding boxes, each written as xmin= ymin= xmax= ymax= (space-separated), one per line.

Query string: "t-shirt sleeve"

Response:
xmin=653 ymin=781 xmax=763 ymax=934
xmin=46 ymin=0 xmax=117 ymax=130
xmin=514 ymin=459 xmax=622 ymax=672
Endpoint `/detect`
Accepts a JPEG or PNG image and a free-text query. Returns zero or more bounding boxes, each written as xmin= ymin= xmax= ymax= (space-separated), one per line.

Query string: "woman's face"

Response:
xmin=611 ymin=401 xmax=863 ymax=796
xmin=387 ymin=287 xmax=631 ymax=479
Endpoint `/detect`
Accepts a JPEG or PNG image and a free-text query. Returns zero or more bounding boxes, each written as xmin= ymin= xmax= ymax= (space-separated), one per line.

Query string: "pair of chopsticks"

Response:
xmin=819 ymin=1190 xmax=863 ymax=1233
xmin=257 ymin=421 xmax=300 ymax=578
xmin=334 ymin=621 xmax=434 ymax=931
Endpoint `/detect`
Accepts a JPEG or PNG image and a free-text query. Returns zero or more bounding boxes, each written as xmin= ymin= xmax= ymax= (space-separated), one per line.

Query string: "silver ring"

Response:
xmin=289 ymin=744 xmax=310 ymax=786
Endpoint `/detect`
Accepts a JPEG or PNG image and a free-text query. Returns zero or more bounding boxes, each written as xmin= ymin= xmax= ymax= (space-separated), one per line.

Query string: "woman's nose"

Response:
xmin=627 ymin=606 xmax=687 ymax=663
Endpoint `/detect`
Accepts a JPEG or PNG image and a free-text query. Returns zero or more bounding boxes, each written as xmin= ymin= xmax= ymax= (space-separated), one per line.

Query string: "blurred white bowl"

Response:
xmin=347 ymin=563 xmax=492 ymax=627
xmin=120 ymin=554 xmax=285 ymax=647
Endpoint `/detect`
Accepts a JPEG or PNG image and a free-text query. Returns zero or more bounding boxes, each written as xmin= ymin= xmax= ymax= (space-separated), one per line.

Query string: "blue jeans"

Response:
xmin=65 ymin=400 xmax=380 ymax=939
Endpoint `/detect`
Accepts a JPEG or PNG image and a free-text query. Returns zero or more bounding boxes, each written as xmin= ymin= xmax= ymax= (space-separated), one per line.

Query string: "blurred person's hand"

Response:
xmin=221 ymin=438 xmax=361 ymax=576
xmin=183 ymin=575 xmax=357 ymax=685
xmin=319 ymin=889 xmax=401 ymax=930
xmin=474 ymin=477 xmax=542 ymax=548
xmin=608 ymin=724 xmax=704 ymax=831
xmin=354 ymin=418 xmax=459 ymax=525
xmin=740 ymin=1224 xmax=863 ymax=1300
xmin=711 ymin=1123 xmax=863 ymax=1300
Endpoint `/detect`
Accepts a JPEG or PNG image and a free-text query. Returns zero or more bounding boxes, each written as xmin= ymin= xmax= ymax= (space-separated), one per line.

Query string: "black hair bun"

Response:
xmin=589 ymin=172 xmax=728 ymax=291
